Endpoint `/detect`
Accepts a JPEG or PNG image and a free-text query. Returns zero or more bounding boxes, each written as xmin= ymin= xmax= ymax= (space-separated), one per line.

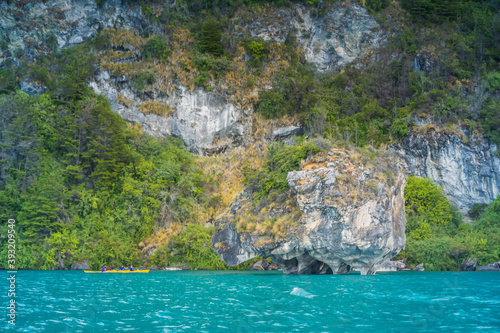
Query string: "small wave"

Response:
xmin=290 ymin=287 xmax=316 ymax=299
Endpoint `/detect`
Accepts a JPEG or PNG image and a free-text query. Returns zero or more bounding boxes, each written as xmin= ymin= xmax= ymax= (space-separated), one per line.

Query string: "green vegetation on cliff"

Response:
xmin=397 ymin=176 xmax=500 ymax=271
xmin=252 ymin=0 xmax=500 ymax=148
xmin=1 ymin=0 xmax=499 ymax=271
xmin=0 ymin=45 xmax=225 ymax=270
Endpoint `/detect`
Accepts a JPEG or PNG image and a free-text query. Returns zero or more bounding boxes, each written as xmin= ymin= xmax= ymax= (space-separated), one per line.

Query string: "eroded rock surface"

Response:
xmin=413 ymin=263 xmax=425 ymax=271
xmin=213 ymin=149 xmax=407 ymax=275
xmin=477 ymin=261 xmax=500 ymax=271
xmin=90 ymin=71 xmax=246 ymax=154
xmin=241 ymin=2 xmax=384 ymax=71
xmin=460 ymin=258 xmax=478 ymax=271
xmin=393 ymin=129 xmax=500 ymax=214
xmin=376 ymin=259 xmax=408 ymax=272
xmin=0 ymin=0 xmax=144 ymax=66
xmin=2 ymin=0 xmax=384 ymax=153
xmin=248 ymin=259 xmax=280 ymax=271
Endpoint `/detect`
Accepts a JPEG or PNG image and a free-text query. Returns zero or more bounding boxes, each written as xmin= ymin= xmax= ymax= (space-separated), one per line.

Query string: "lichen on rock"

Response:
xmin=212 ymin=148 xmax=407 ymax=275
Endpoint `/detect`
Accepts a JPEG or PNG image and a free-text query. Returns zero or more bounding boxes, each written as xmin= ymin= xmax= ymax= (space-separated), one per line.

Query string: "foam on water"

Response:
xmin=290 ymin=287 xmax=316 ymax=298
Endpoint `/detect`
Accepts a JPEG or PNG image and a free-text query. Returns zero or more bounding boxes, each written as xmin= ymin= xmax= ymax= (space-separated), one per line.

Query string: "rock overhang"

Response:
xmin=212 ymin=148 xmax=407 ymax=275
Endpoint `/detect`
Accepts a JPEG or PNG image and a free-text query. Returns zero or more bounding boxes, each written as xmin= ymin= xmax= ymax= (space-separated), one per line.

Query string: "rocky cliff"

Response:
xmin=90 ymin=71 xmax=247 ymax=154
xmin=212 ymin=148 xmax=407 ymax=274
xmin=393 ymin=127 xmax=500 ymax=215
xmin=0 ymin=0 xmax=144 ymax=66
xmin=239 ymin=2 xmax=384 ymax=71
xmin=1 ymin=0 xmax=384 ymax=154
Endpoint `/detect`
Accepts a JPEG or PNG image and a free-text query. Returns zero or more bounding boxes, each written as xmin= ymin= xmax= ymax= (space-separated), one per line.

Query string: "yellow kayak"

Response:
xmin=84 ymin=270 xmax=150 ymax=273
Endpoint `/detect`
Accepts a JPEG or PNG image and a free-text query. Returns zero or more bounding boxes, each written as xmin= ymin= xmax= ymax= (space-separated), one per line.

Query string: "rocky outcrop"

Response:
xmin=477 ymin=261 xmax=500 ymax=271
xmin=393 ymin=128 xmax=500 ymax=214
xmin=241 ymin=2 xmax=385 ymax=71
xmin=412 ymin=53 xmax=435 ymax=73
xmin=248 ymin=259 xmax=280 ymax=271
xmin=2 ymin=0 xmax=383 ymax=72
xmin=376 ymin=259 xmax=408 ymax=272
xmin=460 ymin=258 xmax=478 ymax=271
xmin=70 ymin=260 xmax=90 ymax=270
xmin=1 ymin=0 xmax=247 ymax=154
xmin=2 ymin=0 xmax=384 ymax=153
xmin=413 ymin=263 xmax=425 ymax=271
xmin=213 ymin=148 xmax=407 ymax=275
xmin=0 ymin=0 xmax=145 ymax=66
xmin=272 ymin=126 xmax=303 ymax=142
xmin=90 ymin=71 xmax=247 ymax=154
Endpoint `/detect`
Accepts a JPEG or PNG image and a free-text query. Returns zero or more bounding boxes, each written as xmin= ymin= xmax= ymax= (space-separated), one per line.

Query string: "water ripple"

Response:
xmin=1 ymin=271 xmax=499 ymax=332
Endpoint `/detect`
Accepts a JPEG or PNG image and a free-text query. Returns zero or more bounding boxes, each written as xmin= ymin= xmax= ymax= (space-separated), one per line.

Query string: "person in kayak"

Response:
xmin=119 ymin=265 xmax=125 ymax=271
xmin=101 ymin=265 xmax=107 ymax=272
xmin=129 ymin=265 xmax=135 ymax=271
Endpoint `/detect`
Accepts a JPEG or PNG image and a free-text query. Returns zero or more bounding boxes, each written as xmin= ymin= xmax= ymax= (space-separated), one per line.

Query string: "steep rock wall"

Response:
xmin=393 ymin=129 xmax=500 ymax=214
xmin=0 ymin=0 xmax=144 ymax=66
xmin=212 ymin=149 xmax=407 ymax=274
xmin=89 ymin=71 xmax=247 ymax=154
xmin=2 ymin=0 xmax=385 ymax=153
xmin=241 ymin=2 xmax=384 ymax=71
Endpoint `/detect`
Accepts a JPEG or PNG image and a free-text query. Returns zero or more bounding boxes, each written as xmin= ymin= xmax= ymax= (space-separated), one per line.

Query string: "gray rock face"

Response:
xmin=20 ymin=78 xmax=47 ymax=96
xmin=90 ymin=71 xmax=246 ymax=154
xmin=213 ymin=149 xmax=407 ymax=275
xmin=413 ymin=263 xmax=425 ymax=271
xmin=248 ymin=259 xmax=280 ymax=271
xmin=477 ymin=261 xmax=500 ymax=271
xmin=460 ymin=258 xmax=478 ymax=271
xmin=70 ymin=259 xmax=90 ymax=270
xmin=272 ymin=126 xmax=303 ymax=142
xmin=393 ymin=130 xmax=500 ymax=214
xmin=2 ymin=1 xmax=383 ymax=153
xmin=376 ymin=259 xmax=408 ymax=272
xmin=242 ymin=3 xmax=384 ymax=71
xmin=0 ymin=0 xmax=145 ymax=66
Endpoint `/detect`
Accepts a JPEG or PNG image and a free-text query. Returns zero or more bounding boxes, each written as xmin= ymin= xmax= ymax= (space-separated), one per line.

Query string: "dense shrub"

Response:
xmin=256 ymin=64 xmax=317 ymax=118
xmin=142 ymin=36 xmax=170 ymax=61
xmin=405 ymin=176 xmax=453 ymax=226
xmin=197 ymin=17 xmax=224 ymax=56
xmin=365 ymin=0 xmax=390 ymax=12
xmin=401 ymin=0 xmax=461 ymax=23
xmin=243 ymin=38 xmax=270 ymax=66
xmin=398 ymin=178 xmax=500 ymax=270
xmin=134 ymin=72 xmax=156 ymax=91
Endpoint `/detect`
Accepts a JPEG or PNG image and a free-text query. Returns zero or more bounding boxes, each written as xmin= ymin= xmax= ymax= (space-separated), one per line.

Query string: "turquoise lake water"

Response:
xmin=1 ymin=271 xmax=499 ymax=332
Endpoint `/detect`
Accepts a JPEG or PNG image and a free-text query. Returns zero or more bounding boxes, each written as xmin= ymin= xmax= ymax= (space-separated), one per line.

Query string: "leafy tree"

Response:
xmin=468 ymin=203 xmax=489 ymax=220
xmin=18 ymin=160 xmax=66 ymax=241
xmin=198 ymin=17 xmax=224 ymax=56
xmin=404 ymin=176 xmax=453 ymax=225
xmin=0 ymin=67 xmax=19 ymax=95
xmin=142 ymin=36 xmax=170 ymax=61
